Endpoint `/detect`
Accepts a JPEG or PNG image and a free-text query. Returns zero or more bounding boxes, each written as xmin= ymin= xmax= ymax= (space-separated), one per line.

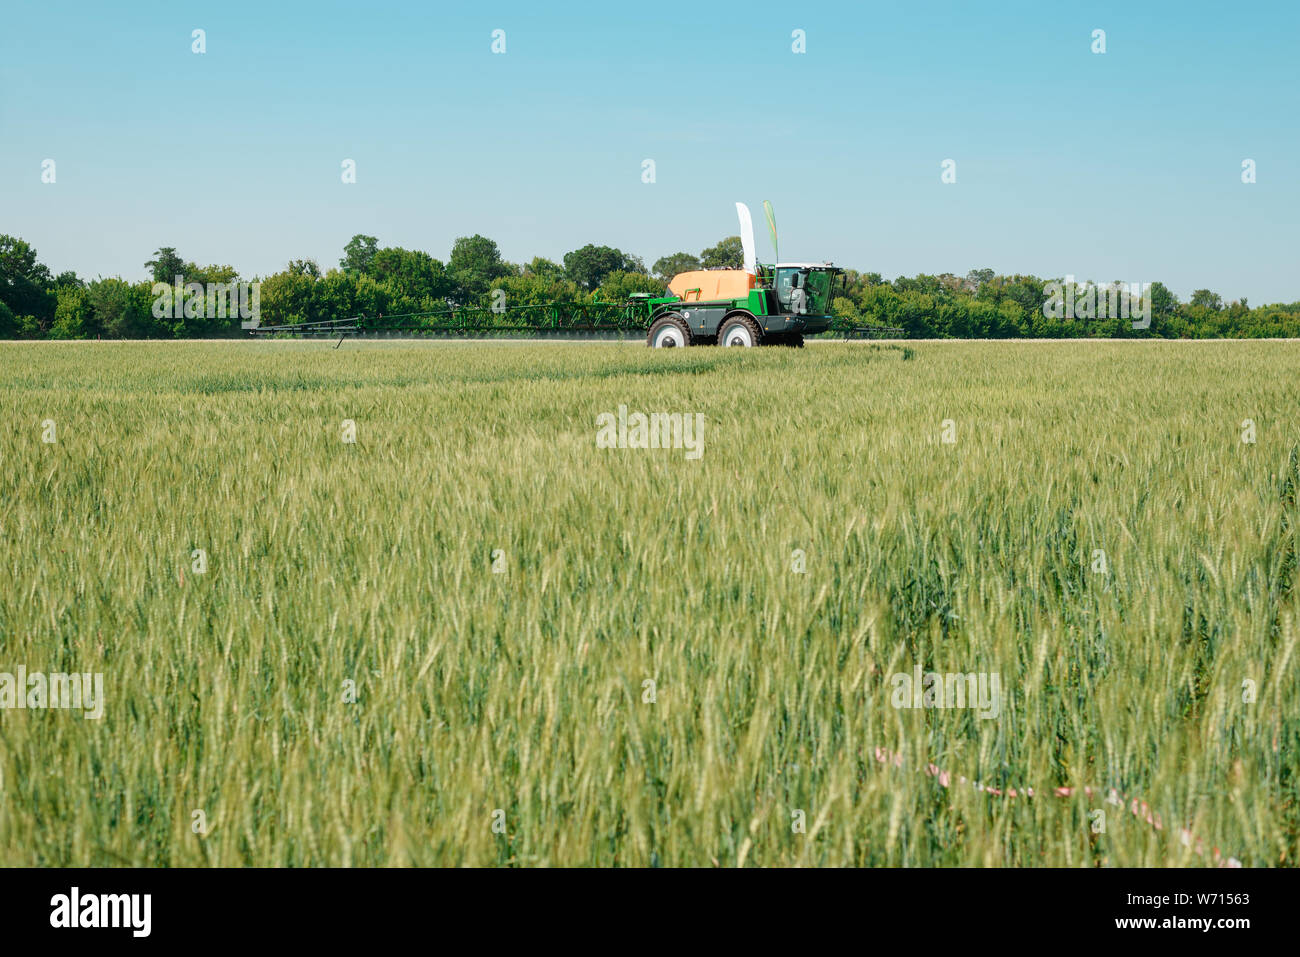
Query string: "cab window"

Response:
xmin=775 ymin=268 xmax=804 ymax=309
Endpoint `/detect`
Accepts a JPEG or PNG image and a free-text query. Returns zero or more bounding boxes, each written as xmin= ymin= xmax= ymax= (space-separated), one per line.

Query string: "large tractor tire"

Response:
xmin=647 ymin=314 xmax=691 ymax=348
xmin=718 ymin=314 xmax=762 ymax=348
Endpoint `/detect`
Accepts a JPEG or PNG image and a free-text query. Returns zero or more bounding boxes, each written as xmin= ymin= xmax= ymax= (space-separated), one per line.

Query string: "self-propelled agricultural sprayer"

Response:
xmin=249 ymin=202 xmax=899 ymax=344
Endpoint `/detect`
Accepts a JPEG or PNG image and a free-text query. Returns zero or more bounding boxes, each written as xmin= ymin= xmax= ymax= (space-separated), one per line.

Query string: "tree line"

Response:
xmin=3 ymin=231 xmax=1298 ymax=339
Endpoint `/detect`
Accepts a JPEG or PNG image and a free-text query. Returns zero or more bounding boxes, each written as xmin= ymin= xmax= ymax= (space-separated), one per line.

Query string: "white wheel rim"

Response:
xmin=653 ymin=325 xmax=685 ymax=348
xmin=721 ymin=323 xmax=754 ymax=347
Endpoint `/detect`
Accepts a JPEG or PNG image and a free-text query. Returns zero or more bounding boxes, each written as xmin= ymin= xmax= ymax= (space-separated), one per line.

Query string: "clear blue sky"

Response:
xmin=2 ymin=0 xmax=1297 ymax=303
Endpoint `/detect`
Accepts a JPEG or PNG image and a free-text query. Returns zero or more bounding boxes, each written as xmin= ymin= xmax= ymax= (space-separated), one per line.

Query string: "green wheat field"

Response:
xmin=0 ymin=339 xmax=1296 ymax=867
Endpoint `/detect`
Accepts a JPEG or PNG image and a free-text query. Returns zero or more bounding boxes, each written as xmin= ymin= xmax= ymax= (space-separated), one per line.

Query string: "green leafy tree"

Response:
xmin=310 ymin=270 xmax=399 ymax=325
xmin=340 ymin=234 xmax=379 ymax=274
xmin=562 ymin=244 xmax=639 ymax=290
xmin=448 ymin=235 xmax=511 ymax=303
xmin=316 ymin=270 xmax=365 ymax=323
xmin=523 ymin=257 xmax=565 ymax=279
xmin=287 ymin=259 xmax=321 ymax=278
xmin=894 ymin=274 xmax=943 ymax=296
xmin=651 ymin=252 xmax=700 ymax=282
xmin=0 ymin=234 xmax=55 ymax=326
xmin=145 ymin=247 xmax=185 ymax=284
xmin=182 ymin=265 xmax=240 ymax=337
xmin=831 ymin=295 xmax=859 ymax=321
xmin=184 ymin=263 xmax=238 ymax=286
xmin=1149 ymin=282 xmax=1177 ymax=314
xmin=88 ymin=278 xmax=155 ymax=338
xmin=699 ymin=236 xmax=743 ymax=269
xmin=491 ymin=273 xmax=584 ymax=309
xmin=259 ymin=269 xmax=320 ymax=327
xmin=49 ymin=285 xmax=97 ymax=339
xmin=1190 ymin=289 xmax=1223 ymax=311
xmin=370 ymin=247 xmax=452 ymax=303
xmin=596 ymin=270 xmax=665 ymax=301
